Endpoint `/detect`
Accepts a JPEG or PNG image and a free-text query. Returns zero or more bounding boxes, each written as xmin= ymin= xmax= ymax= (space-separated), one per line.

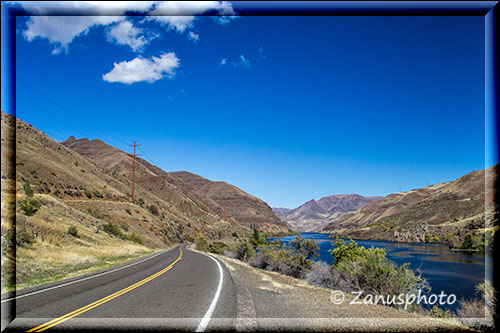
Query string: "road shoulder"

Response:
xmin=211 ymin=253 xmax=468 ymax=332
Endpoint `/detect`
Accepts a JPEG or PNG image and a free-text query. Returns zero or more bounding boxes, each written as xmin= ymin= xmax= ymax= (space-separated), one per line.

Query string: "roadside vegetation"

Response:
xmin=102 ymin=221 xmax=144 ymax=245
xmin=195 ymin=229 xmax=496 ymax=329
xmin=1 ymin=180 xmax=154 ymax=293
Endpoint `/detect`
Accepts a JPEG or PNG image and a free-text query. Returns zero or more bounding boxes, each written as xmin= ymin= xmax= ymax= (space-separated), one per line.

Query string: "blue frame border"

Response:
xmin=1 ymin=1 xmax=498 ymax=331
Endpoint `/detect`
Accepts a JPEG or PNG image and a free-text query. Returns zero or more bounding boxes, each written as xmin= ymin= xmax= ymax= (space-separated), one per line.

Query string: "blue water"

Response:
xmin=267 ymin=232 xmax=492 ymax=310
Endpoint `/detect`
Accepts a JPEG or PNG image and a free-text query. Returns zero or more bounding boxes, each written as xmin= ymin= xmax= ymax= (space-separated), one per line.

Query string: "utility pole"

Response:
xmin=128 ymin=140 xmax=142 ymax=204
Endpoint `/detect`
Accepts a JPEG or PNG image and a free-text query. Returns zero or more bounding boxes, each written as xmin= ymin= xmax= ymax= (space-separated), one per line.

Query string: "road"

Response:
xmin=1 ymin=244 xmax=236 ymax=332
xmin=1 ymin=244 xmax=466 ymax=332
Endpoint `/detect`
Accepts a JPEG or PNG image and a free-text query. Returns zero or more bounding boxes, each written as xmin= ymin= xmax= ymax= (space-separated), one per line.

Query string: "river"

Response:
xmin=267 ymin=232 xmax=492 ymax=310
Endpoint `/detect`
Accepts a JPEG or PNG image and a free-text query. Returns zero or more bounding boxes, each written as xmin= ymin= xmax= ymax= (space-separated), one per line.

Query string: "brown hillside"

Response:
xmin=323 ymin=166 xmax=498 ymax=245
xmin=61 ymin=137 xmax=287 ymax=233
xmin=275 ymin=194 xmax=382 ymax=232
xmin=8 ymin=112 xmax=243 ymax=249
xmin=169 ymin=171 xmax=288 ymax=232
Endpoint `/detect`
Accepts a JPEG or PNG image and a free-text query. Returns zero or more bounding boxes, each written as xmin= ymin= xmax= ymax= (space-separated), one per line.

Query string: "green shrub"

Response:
xmin=23 ymin=180 xmax=34 ymax=198
xmin=461 ymin=234 xmax=485 ymax=251
xmin=125 ymin=208 xmax=132 ymax=215
xmin=84 ymin=189 xmax=92 ymax=199
xmin=102 ymin=222 xmax=124 ymax=238
xmin=16 ymin=228 xmax=35 ymax=246
xmin=148 ymin=204 xmax=159 ymax=216
xmin=290 ymin=236 xmax=320 ymax=259
xmin=332 ymin=238 xmax=428 ymax=296
xmin=184 ymin=234 xmax=194 ymax=242
xmin=67 ymin=226 xmax=79 ymax=237
xmin=196 ymin=237 xmax=208 ymax=251
xmin=125 ymin=232 xmax=143 ymax=244
xmin=18 ymin=198 xmax=41 ymax=216
xmin=234 ymin=241 xmax=255 ymax=261
xmin=429 ymin=305 xmax=450 ymax=318
xmin=249 ymin=227 xmax=267 ymax=247
xmin=250 ymin=245 xmax=313 ymax=278
xmin=208 ymin=241 xmax=228 ymax=255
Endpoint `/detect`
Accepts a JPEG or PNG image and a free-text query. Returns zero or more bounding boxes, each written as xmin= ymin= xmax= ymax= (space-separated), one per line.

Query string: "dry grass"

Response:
xmin=1 ymin=184 xmax=161 ymax=293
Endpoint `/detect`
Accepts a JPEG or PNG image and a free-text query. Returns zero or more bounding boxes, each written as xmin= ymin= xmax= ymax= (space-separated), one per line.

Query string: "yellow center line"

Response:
xmin=27 ymin=247 xmax=183 ymax=332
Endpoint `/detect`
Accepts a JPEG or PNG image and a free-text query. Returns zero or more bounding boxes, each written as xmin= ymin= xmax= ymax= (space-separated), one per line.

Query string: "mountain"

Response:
xmin=1 ymin=111 xmax=289 ymax=291
xmin=322 ymin=166 xmax=498 ymax=245
xmin=272 ymin=207 xmax=291 ymax=219
xmin=168 ymin=171 xmax=287 ymax=231
xmin=274 ymin=194 xmax=382 ymax=232
xmin=2 ymin=110 xmax=286 ymax=249
xmin=61 ymin=137 xmax=287 ymax=233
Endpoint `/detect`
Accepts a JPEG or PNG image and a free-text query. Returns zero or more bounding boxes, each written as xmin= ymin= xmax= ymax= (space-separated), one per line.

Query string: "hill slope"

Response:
xmin=61 ymin=137 xmax=287 ymax=233
xmin=1 ymin=111 xmax=285 ymax=291
xmin=169 ymin=171 xmax=288 ymax=231
xmin=274 ymin=194 xmax=382 ymax=232
xmin=322 ymin=166 xmax=498 ymax=246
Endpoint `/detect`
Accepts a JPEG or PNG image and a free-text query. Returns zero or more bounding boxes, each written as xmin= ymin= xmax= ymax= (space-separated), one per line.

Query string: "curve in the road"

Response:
xmin=27 ymin=248 xmax=184 ymax=332
xmin=1 ymin=250 xmax=168 ymax=304
xmin=195 ymin=250 xmax=224 ymax=332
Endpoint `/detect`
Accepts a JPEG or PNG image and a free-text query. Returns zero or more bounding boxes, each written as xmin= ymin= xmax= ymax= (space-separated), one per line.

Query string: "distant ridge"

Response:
xmin=322 ymin=166 xmax=497 ymax=245
xmin=273 ymin=194 xmax=382 ymax=232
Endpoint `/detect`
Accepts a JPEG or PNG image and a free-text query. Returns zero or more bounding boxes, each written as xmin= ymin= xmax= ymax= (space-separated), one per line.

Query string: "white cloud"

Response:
xmin=149 ymin=1 xmax=235 ymax=32
xmin=18 ymin=1 xmax=156 ymax=53
xmin=233 ymin=55 xmax=250 ymax=68
xmin=23 ymin=16 xmax=124 ymax=54
xmin=17 ymin=1 xmax=156 ymax=15
xmin=188 ymin=31 xmax=200 ymax=42
xmin=106 ymin=20 xmax=157 ymax=52
xmin=18 ymin=1 xmax=236 ymax=53
xmin=102 ymin=52 xmax=180 ymax=84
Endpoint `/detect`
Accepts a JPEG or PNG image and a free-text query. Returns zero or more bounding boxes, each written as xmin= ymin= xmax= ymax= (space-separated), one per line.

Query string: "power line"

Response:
xmin=15 ymin=77 xmax=132 ymax=150
xmin=138 ymin=147 xmax=157 ymax=166
xmin=128 ymin=141 xmax=142 ymax=204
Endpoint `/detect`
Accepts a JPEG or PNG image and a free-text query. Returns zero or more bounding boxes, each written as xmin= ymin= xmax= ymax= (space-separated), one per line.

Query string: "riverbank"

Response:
xmin=322 ymin=224 xmax=496 ymax=254
xmin=267 ymin=232 xmax=491 ymax=311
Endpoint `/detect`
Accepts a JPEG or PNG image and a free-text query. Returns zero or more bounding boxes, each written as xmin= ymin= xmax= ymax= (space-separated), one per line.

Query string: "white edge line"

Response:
xmin=195 ymin=251 xmax=224 ymax=332
xmin=1 ymin=247 xmax=177 ymax=303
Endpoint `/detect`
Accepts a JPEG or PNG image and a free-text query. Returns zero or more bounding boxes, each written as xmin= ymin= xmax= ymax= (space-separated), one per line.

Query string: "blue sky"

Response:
xmin=6 ymin=2 xmax=488 ymax=208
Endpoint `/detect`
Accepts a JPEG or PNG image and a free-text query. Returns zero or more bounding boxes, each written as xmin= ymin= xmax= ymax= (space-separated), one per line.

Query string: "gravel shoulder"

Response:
xmin=212 ymin=254 xmax=469 ymax=332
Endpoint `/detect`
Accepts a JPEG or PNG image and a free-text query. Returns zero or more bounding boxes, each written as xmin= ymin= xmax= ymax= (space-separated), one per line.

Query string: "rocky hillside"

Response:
xmin=273 ymin=194 xmax=382 ymax=232
xmin=168 ymin=171 xmax=288 ymax=232
xmin=61 ymin=137 xmax=288 ymax=233
xmin=322 ymin=166 xmax=498 ymax=246
xmin=1 ymin=111 xmax=287 ymax=291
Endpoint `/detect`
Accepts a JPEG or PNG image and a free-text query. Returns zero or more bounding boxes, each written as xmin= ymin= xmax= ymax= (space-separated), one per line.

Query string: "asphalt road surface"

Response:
xmin=1 ymin=244 xmax=236 ymax=332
